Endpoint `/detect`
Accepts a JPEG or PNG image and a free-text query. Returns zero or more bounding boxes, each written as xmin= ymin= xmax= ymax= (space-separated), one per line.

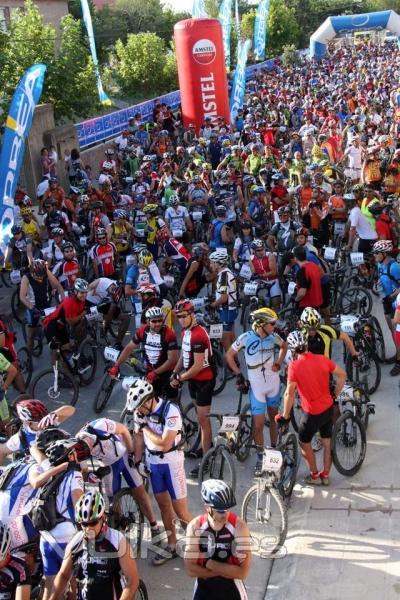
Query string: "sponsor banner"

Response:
xmin=230 ymin=38 xmax=251 ymax=122
xmin=80 ymin=0 xmax=111 ymax=105
xmin=218 ymin=0 xmax=233 ymax=71
xmin=0 ymin=64 xmax=46 ymax=254
xmin=192 ymin=0 xmax=208 ymax=18
xmin=254 ymin=0 xmax=271 ymax=61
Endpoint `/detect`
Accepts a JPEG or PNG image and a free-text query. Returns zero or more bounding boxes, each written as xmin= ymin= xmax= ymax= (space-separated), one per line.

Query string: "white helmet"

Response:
xmin=126 ymin=379 xmax=154 ymax=412
xmin=145 ymin=306 xmax=164 ymax=320
xmin=373 ymin=239 xmax=393 ymax=254
xmin=209 ymin=250 xmax=229 ymax=265
xmin=286 ymin=330 xmax=308 ymax=353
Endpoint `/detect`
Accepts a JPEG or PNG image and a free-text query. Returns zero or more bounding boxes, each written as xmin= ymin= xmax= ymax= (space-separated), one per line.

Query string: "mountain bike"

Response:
xmin=331 ymin=388 xmax=368 ymax=476
xmin=342 ymin=316 xmax=382 ymax=394
xmin=240 ymin=279 xmax=277 ymax=333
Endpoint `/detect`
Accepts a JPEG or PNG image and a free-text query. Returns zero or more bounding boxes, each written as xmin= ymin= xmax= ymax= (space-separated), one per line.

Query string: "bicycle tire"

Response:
xmin=241 ymin=303 xmax=251 ymax=333
xmin=77 ymin=336 xmax=97 ymax=386
xmin=345 ymin=352 xmax=381 ymax=395
xmin=11 ymin=290 xmax=25 ymax=324
xmin=331 ymin=411 xmax=366 ymax=476
xmin=30 ymin=368 xmax=79 ymax=407
xmin=16 ymin=346 xmax=33 ymax=389
xmin=212 ymin=347 xmax=227 ymax=396
xmin=135 ymin=580 xmax=149 ymax=600
xmin=368 ymin=315 xmax=385 ymax=363
xmin=278 ymin=432 xmax=299 ymax=499
xmin=235 ymin=402 xmax=253 ymax=462
xmin=339 ymin=286 xmax=372 ymax=315
xmin=241 ymin=483 xmax=288 ymax=555
xmin=199 ymin=444 xmax=236 ymax=492
xmin=93 ymin=372 xmax=116 ymax=413
xmin=21 ymin=322 xmax=43 ymax=358
xmin=352 ymin=384 xmax=370 ymax=431
xmin=110 ymin=489 xmax=144 ymax=556
xmin=182 ymin=401 xmax=201 ymax=455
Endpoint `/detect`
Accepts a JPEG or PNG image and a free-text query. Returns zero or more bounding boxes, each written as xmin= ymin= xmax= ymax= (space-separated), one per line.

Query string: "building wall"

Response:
xmin=92 ymin=0 xmax=114 ymax=9
xmin=0 ymin=0 xmax=69 ymax=46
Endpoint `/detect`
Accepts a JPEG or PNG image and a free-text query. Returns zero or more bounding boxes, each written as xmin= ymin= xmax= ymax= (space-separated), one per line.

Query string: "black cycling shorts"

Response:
xmin=320 ymin=282 xmax=331 ymax=309
xmin=298 ymin=406 xmax=333 ymax=444
xmin=382 ymin=296 xmax=395 ymax=318
xmin=188 ymin=379 xmax=215 ymax=407
xmin=44 ymin=319 xmax=69 ymax=346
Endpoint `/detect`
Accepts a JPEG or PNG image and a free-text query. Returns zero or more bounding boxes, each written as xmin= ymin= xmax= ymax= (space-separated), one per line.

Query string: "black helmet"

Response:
xmin=36 ymin=427 xmax=70 ymax=452
xmin=201 ymin=479 xmax=236 ymax=511
xmin=45 ymin=438 xmax=80 ymax=466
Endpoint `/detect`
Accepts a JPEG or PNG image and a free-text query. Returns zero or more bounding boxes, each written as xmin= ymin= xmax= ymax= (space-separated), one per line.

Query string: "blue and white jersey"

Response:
xmin=6 ymin=425 xmax=37 ymax=456
xmin=48 ymin=469 xmax=84 ymax=543
xmin=0 ymin=459 xmax=41 ymax=522
xmin=81 ymin=418 xmax=127 ymax=465
xmin=134 ymin=399 xmax=182 ymax=465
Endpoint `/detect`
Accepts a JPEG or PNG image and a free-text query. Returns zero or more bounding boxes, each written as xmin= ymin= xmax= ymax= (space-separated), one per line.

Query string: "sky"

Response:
xmin=162 ymin=0 xmax=193 ymax=13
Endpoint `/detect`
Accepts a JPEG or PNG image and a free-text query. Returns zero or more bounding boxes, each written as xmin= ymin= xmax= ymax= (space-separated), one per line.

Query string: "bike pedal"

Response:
xmin=367 ymin=403 xmax=375 ymax=415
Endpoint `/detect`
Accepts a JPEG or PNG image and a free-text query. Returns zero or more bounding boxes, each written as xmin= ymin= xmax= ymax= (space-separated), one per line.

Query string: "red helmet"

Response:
xmin=175 ymin=299 xmax=194 ymax=314
xmin=16 ymin=399 xmax=48 ymax=422
xmin=156 ymin=226 xmax=169 ymax=243
xmin=31 ymin=259 xmax=46 ymax=277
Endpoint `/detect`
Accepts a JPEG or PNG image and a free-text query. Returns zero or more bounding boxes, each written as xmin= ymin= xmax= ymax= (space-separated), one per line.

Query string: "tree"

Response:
xmin=266 ymin=0 xmax=300 ymax=57
xmin=204 ymin=0 xmax=219 ymax=18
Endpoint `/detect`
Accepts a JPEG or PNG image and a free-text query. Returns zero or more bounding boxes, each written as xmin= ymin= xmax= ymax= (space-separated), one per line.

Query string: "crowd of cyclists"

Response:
xmin=0 ymin=37 xmax=399 ymax=599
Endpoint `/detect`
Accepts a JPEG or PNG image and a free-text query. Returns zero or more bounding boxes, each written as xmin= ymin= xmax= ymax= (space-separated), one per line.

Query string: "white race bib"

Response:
xmin=334 ymin=222 xmax=346 ymax=236
xmin=287 ymin=281 xmax=296 ymax=295
xmin=163 ymin=275 xmax=174 ymax=288
xmin=324 ymin=247 xmax=336 ymax=261
xmin=340 ymin=315 xmax=358 ymax=334
xmin=79 ymin=236 xmax=88 ymax=247
xmin=192 ymin=211 xmax=203 ymax=221
xmin=192 ymin=297 xmax=206 ymax=311
xmin=262 ymin=449 xmax=283 ymax=473
xmin=10 ymin=270 xmax=21 ymax=285
xmin=209 ymin=323 xmax=223 ymax=339
xmin=244 ymin=282 xmax=258 ymax=295
xmin=219 ymin=416 xmax=240 ymax=433
xmin=239 ymin=264 xmax=252 ymax=280
xmin=104 ymin=346 xmax=120 ymax=362
xmin=350 ymin=252 xmax=364 ymax=266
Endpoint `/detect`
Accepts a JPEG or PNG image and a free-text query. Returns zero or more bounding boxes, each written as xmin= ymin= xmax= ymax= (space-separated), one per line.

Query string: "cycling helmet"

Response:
xmin=96 ymin=227 xmax=107 ymax=239
xmin=343 ymin=193 xmax=355 ymax=202
xmin=277 ymin=206 xmax=290 ymax=216
xmin=49 ymin=177 xmax=58 ymax=184
xmin=102 ymin=161 xmax=113 ymax=171
xmin=20 ymin=207 xmax=32 ymax=217
xmin=300 ymin=307 xmax=321 ymax=329
xmin=36 ymin=427 xmax=70 ymax=452
xmin=209 ymin=250 xmax=229 ymax=265
xmin=201 ymin=479 xmax=236 ymax=511
xmin=169 ymin=194 xmax=179 ymax=206
xmin=138 ymin=249 xmax=153 ymax=267
xmin=243 ymin=175 xmax=256 ymax=185
xmin=215 ymin=205 xmax=227 ymax=216
xmin=31 ymin=259 xmax=46 ymax=276
xmin=192 ymin=175 xmax=201 ymax=184
xmin=11 ymin=225 xmax=23 ymax=234
xmin=251 ymin=239 xmax=264 ymax=250
xmin=373 ymin=239 xmax=393 ymax=254
xmin=126 ymin=379 xmax=155 ymax=412
xmin=271 ymin=173 xmax=283 ymax=181
xmin=143 ymin=203 xmax=158 ymax=215
xmin=0 ymin=522 xmax=11 ymax=561
xmin=352 ymin=184 xmax=364 ymax=193
xmin=134 ymin=171 xmax=143 ymax=178
xmin=70 ymin=186 xmax=80 ymax=196
xmin=61 ymin=241 xmax=74 ymax=252
xmin=250 ymin=308 xmax=278 ymax=332
xmin=145 ymin=306 xmax=164 ymax=320
xmin=295 ymin=226 xmax=309 ymax=237
xmin=16 ymin=399 xmax=48 ymax=422
xmin=254 ymin=186 xmax=265 ymax=194
xmin=192 ymin=245 xmax=207 ymax=259
xmin=51 ymin=227 xmax=64 ymax=237
xmin=175 ymin=299 xmax=194 ymax=314
xmin=113 ymin=209 xmax=126 ymax=220
xmin=46 ymin=438 xmax=80 ymax=466
xmin=80 ymin=194 xmax=89 ymax=204
xmin=286 ymin=330 xmax=308 ymax=353
xmin=75 ymin=491 xmax=106 ymax=524
xmin=105 ymin=148 xmax=114 ymax=155
xmin=137 ymin=283 xmax=156 ymax=295
xmin=74 ymin=278 xmax=89 ymax=293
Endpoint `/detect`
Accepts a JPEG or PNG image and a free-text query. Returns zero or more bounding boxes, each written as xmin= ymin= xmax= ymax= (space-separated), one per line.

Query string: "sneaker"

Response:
xmin=189 ymin=464 xmax=200 ymax=479
xmin=320 ymin=475 xmax=330 ymax=486
xmin=186 ymin=448 xmax=203 ymax=459
xmin=254 ymin=458 xmax=263 ymax=477
xmin=152 ymin=546 xmax=177 ymax=566
xmin=390 ymin=362 xmax=400 ymax=376
xmin=304 ymin=474 xmax=321 ymax=486
xmin=150 ymin=526 xmax=164 ymax=546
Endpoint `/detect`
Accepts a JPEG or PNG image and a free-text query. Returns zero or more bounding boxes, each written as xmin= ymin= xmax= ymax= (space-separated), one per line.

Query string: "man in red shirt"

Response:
xmin=276 ymin=330 xmax=346 ymax=486
xmin=171 ymin=299 xmax=215 ymax=478
xmin=43 ymin=278 xmax=89 ymax=349
xmin=293 ymin=245 xmax=323 ymax=309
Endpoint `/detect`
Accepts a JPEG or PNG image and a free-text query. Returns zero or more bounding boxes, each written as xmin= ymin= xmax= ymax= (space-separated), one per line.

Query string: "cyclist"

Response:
xmin=136 ymin=284 xmax=173 ymax=328
xmin=75 ymin=419 xmax=159 ymax=536
xmin=86 ymin=278 xmax=129 ymax=349
xmin=89 ymin=227 xmax=119 ymax=279
xmin=89 ymin=202 xmax=110 ymax=239
xmin=43 ymin=227 xmax=67 ymax=267
xmin=179 ymin=244 xmax=215 ymax=299
xmin=19 ymin=259 xmax=64 ymax=355
xmin=171 ymin=300 xmax=215 ymax=478
xmin=208 ymin=205 xmax=233 ymax=250
xmin=232 ymin=222 xmax=254 ymax=267
xmin=107 ymin=209 xmax=133 ymax=258
xmin=276 ymin=330 xmax=346 ymax=486
xmin=208 ymin=250 xmax=239 ymax=353
xmin=0 ymin=353 xmax=18 ymax=429
xmin=0 ymin=319 xmax=25 ymax=393
xmin=110 ymin=305 xmax=179 ymax=398
xmin=249 ymin=239 xmax=281 ymax=311
xmin=49 ymin=491 xmax=139 ymax=600
xmin=0 ymin=522 xmax=31 ymax=600
xmin=2 ymin=225 xmax=33 ymax=270
xmin=20 ymin=207 xmax=41 ymax=249
xmin=164 ymin=194 xmax=192 ymax=239
xmin=226 ymin=308 xmax=287 ymax=474
xmin=184 ymin=480 xmax=251 ymax=600
xmin=299 ymin=307 xmax=358 ymax=360
xmin=143 ymin=203 xmax=165 ymax=259
xmin=267 ymin=206 xmax=301 ymax=272
xmin=131 ymin=379 xmax=193 ymax=565
xmin=51 ymin=241 xmax=80 ymax=293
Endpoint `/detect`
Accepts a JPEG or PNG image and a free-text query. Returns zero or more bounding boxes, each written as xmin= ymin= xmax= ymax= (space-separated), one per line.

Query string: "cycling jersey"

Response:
xmin=7 ymin=236 xmax=31 ymax=269
xmin=44 ymin=211 xmax=69 ymax=235
xmin=233 ymin=237 xmax=252 ymax=262
xmin=52 ymin=259 xmax=80 ymax=291
xmin=89 ymin=242 xmax=118 ymax=277
xmin=24 ymin=273 xmax=52 ymax=311
xmin=0 ymin=459 xmax=39 ymax=521
xmin=131 ymin=208 xmax=147 ymax=238
xmin=0 ymin=554 xmax=31 ymax=599
xmin=306 ymin=325 xmax=341 ymax=358
xmin=165 ymin=205 xmax=189 ymax=235
xmin=86 ymin=277 xmax=115 ymax=305
xmin=194 ymin=512 xmax=247 ymax=600
xmin=43 ymin=294 xmax=86 ymax=329
xmin=44 ymin=240 xmax=63 ymax=264
xmin=216 ymin=268 xmax=238 ymax=309
xmin=250 ymin=254 xmax=276 ymax=281
xmin=68 ymin=527 xmax=126 ymax=600
xmin=231 ymin=331 xmax=284 ymax=399
xmin=181 ymin=325 xmax=214 ymax=381
xmin=132 ymin=325 xmax=178 ymax=370
xmin=110 ymin=222 xmax=130 ymax=253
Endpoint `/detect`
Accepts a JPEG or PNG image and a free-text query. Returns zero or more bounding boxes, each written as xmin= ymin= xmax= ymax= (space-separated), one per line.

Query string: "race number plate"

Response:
xmin=192 ymin=211 xmax=203 ymax=221
xmin=126 ymin=255 xmax=136 ymax=267
xmin=350 ymin=252 xmax=364 ymax=266
xmin=163 ymin=275 xmax=174 ymax=288
xmin=219 ymin=416 xmax=240 ymax=433
xmin=10 ymin=270 xmax=21 ymax=285
xmin=243 ymin=282 xmax=258 ymax=295
xmin=209 ymin=324 xmax=223 ymax=339
xmin=79 ymin=236 xmax=88 ymax=247
xmin=239 ymin=264 xmax=252 ymax=280
xmin=324 ymin=247 xmax=336 ymax=261
xmin=172 ymin=229 xmax=183 ymax=239
xmin=104 ymin=346 xmax=120 ymax=362
xmin=192 ymin=297 xmax=206 ymax=311
xmin=262 ymin=449 xmax=283 ymax=473
xmin=334 ymin=222 xmax=346 ymax=236
xmin=215 ymin=247 xmax=228 ymax=256
xmin=340 ymin=315 xmax=358 ymax=334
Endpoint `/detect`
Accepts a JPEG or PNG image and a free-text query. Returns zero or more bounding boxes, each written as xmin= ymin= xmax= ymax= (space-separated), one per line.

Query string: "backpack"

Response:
xmin=85 ymin=425 xmax=119 ymax=458
xmin=30 ymin=470 xmax=66 ymax=531
xmin=209 ymin=220 xmax=224 ymax=249
xmin=383 ymin=260 xmax=400 ymax=285
xmin=0 ymin=458 xmax=27 ymax=492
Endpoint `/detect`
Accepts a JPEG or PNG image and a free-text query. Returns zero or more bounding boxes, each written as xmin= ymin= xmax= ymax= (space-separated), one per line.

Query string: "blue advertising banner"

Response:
xmin=192 ymin=0 xmax=207 ymax=17
xmin=219 ymin=0 xmax=233 ymax=71
xmin=230 ymin=38 xmax=251 ymax=122
xmin=80 ymin=0 xmax=111 ymax=105
xmin=235 ymin=0 xmax=241 ymax=42
xmin=0 ymin=64 xmax=46 ymax=253
xmin=254 ymin=0 xmax=271 ymax=61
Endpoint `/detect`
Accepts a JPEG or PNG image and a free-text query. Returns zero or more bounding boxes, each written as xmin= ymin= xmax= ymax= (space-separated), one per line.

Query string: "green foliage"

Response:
xmin=241 ymin=9 xmax=256 ymax=41
xmin=204 ymin=0 xmax=220 ymax=18
xmin=266 ymin=0 xmax=300 ymax=57
xmin=281 ymin=43 xmax=301 ymax=65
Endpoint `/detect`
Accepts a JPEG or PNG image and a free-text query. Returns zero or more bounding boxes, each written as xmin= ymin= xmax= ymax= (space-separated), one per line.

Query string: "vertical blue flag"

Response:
xmin=219 ymin=0 xmax=233 ymax=71
xmin=254 ymin=0 xmax=270 ymax=61
xmin=235 ymin=0 xmax=241 ymax=41
xmin=192 ymin=0 xmax=207 ymax=17
xmin=0 ymin=64 xmax=46 ymax=253
xmin=80 ymin=0 xmax=111 ymax=105
xmin=230 ymin=38 xmax=251 ymax=123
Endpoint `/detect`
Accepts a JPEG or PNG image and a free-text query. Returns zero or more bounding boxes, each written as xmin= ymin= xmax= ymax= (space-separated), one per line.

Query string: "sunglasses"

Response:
xmin=150 ymin=318 xmax=163 ymax=323
xmin=177 ymin=313 xmax=190 ymax=319
xmin=81 ymin=518 xmax=101 ymax=528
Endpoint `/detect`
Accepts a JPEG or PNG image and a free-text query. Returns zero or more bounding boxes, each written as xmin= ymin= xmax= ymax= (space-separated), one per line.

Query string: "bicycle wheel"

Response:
xmin=241 ymin=303 xmax=251 ymax=333
xmin=368 ymin=316 xmax=385 ymax=363
xmin=339 ymin=286 xmax=372 ymax=315
xmin=345 ymin=352 xmax=381 ymax=395
xmin=93 ymin=372 xmax=116 ymax=413
xmin=11 ymin=290 xmax=25 ymax=324
xmin=212 ymin=347 xmax=227 ymax=396
xmin=331 ymin=411 xmax=366 ymax=476
xmin=16 ymin=346 xmax=33 ymax=389
xmin=30 ymin=368 xmax=79 ymax=407
xmin=235 ymin=402 xmax=253 ymax=462
xmin=290 ymin=394 xmax=302 ymax=433
xmin=352 ymin=384 xmax=370 ymax=431
xmin=135 ymin=580 xmax=149 ymax=600
xmin=199 ymin=444 xmax=236 ymax=492
xmin=76 ymin=336 xmax=97 ymax=386
xmin=111 ymin=489 xmax=144 ymax=556
xmin=182 ymin=401 xmax=201 ymax=455
xmin=279 ymin=432 xmax=299 ymax=498
xmin=241 ymin=483 xmax=288 ymax=555
xmin=21 ymin=322 xmax=43 ymax=358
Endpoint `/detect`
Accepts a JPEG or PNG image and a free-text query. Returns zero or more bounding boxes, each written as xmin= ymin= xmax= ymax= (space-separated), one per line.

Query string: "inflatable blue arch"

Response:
xmin=310 ymin=9 xmax=400 ymax=58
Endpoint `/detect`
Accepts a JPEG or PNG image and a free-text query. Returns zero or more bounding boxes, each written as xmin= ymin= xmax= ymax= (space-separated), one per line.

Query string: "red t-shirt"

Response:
xmin=296 ymin=261 xmax=323 ymax=308
xmin=288 ymin=352 xmax=335 ymax=414
xmin=181 ymin=325 xmax=214 ymax=381
xmin=43 ymin=295 xmax=86 ymax=328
